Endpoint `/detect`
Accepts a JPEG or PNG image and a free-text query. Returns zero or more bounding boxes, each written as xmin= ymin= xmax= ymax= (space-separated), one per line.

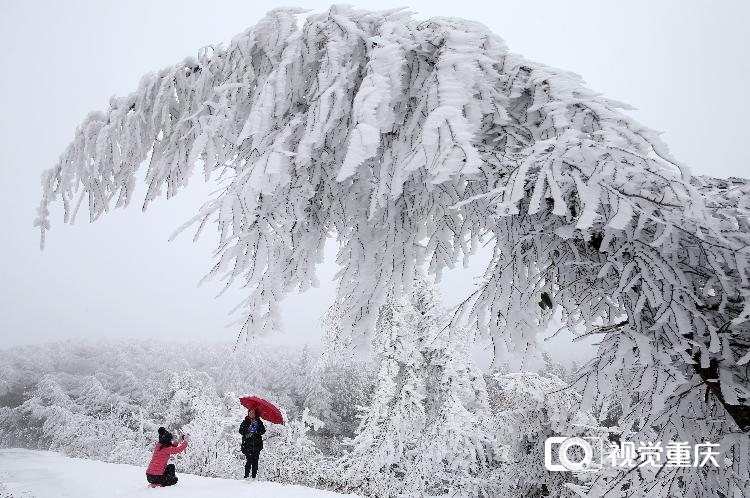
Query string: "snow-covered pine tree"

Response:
xmin=290 ymin=344 xmax=314 ymax=414
xmin=405 ymin=280 xmax=499 ymax=497
xmin=406 ymin=328 xmax=499 ymax=497
xmin=343 ymin=292 xmax=425 ymax=496
xmin=37 ymin=7 xmax=750 ymax=495
xmin=343 ymin=281 xmax=498 ymax=496
xmin=304 ymin=306 xmax=344 ymax=429
xmin=303 ymin=368 xmax=337 ymax=439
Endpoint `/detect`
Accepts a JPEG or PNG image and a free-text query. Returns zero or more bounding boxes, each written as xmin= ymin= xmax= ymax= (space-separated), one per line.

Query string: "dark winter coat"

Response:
xmin=239 ymin=417 xmax=266 ymax=454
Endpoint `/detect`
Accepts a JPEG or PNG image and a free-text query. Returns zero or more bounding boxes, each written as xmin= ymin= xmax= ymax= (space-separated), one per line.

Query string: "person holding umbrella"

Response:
xmin=239 ymin=408 xmax=266 ymax=479
xmin=238 ymin=396 xmax=283 ymax=479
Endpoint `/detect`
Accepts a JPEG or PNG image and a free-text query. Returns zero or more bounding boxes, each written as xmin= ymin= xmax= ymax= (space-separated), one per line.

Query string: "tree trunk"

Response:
xmin=692 ymin=358 xmax=750 ymax=432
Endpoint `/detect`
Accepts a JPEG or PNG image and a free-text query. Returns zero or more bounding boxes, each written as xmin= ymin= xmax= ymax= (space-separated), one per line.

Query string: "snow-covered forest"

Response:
xmin=16 ymin=4 xmax=750 ymax=498
xmin=0 ymin=284 xmax=589 ymax=496
xmin=0 ymin=337 xmax=375 ymax=489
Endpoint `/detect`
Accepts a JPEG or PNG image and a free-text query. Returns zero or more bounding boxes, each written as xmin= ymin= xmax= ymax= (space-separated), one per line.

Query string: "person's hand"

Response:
xmin=182 ymin=433 xmax=190 ymax=442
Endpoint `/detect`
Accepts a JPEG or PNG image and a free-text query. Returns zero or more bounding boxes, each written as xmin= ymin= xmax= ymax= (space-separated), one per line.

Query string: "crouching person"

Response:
xmin=146 ymin=427 xmax=188 ymax=487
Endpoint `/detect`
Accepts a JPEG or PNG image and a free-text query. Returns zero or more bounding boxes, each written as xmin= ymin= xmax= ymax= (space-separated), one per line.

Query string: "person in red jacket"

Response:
xmin=146 ymin=427 xmax=188 ymax=487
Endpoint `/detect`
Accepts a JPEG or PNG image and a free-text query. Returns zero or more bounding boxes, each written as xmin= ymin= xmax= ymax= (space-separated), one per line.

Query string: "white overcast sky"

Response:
xmin=1 ymin=1 xmax=748 ymax=365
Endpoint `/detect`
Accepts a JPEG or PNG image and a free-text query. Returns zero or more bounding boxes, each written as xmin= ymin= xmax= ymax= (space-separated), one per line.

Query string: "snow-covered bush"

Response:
xmin=262 ymin=408 xmax=330 ymax=486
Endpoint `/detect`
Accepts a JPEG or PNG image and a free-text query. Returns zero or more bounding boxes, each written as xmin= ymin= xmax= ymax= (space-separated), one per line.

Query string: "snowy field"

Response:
xmin=0 ymin=449 xmax=360 ymax=498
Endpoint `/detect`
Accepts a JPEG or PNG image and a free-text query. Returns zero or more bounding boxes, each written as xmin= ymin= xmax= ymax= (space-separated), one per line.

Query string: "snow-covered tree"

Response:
xmin=262 ymin=407 xmax=329 ymax=486
xmin=343 ymin=293 xmax=425 ymax=495
xmin=305 ymin=304 xmax=377 ymax=450
xmin=158 ymin=374 xmax=239 ymax=477
xmin=343 ymin=282 xmax=498 ymax=496
xmin=290 ymin=344 xmax=314 ymax=415
xmin=486 ymin=371 xmax=604 ymax=497
xmin=407 ymin=280 xmax=499 ymax=497
xmin=406 ymin=327 xmax=499 ymax=497
xmin=36 ymin=6 xmax=750 ymax=496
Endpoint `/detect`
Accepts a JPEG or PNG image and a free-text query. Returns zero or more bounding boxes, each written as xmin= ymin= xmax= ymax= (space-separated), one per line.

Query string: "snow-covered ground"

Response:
xmin=0 ymin=449 xmax=359 ymax=498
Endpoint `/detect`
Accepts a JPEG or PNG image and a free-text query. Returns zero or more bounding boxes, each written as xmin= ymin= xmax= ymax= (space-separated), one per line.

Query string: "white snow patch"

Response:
xmin=0 ymin=449 xmax=358 ymax=498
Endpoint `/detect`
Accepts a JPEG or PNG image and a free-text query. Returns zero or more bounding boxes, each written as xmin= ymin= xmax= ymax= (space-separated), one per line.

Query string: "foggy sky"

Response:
xmin=1 ymin=1 xmax=748 ymax=368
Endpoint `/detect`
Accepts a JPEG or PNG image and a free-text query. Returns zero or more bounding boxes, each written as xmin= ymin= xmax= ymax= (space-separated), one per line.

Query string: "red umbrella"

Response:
xmin=239 ymin=396 xmax=284 ymax=425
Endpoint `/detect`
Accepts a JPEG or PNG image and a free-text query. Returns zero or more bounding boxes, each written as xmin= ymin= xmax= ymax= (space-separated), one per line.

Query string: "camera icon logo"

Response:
xmin=544 ymin=436 xmax=603 ymax=472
